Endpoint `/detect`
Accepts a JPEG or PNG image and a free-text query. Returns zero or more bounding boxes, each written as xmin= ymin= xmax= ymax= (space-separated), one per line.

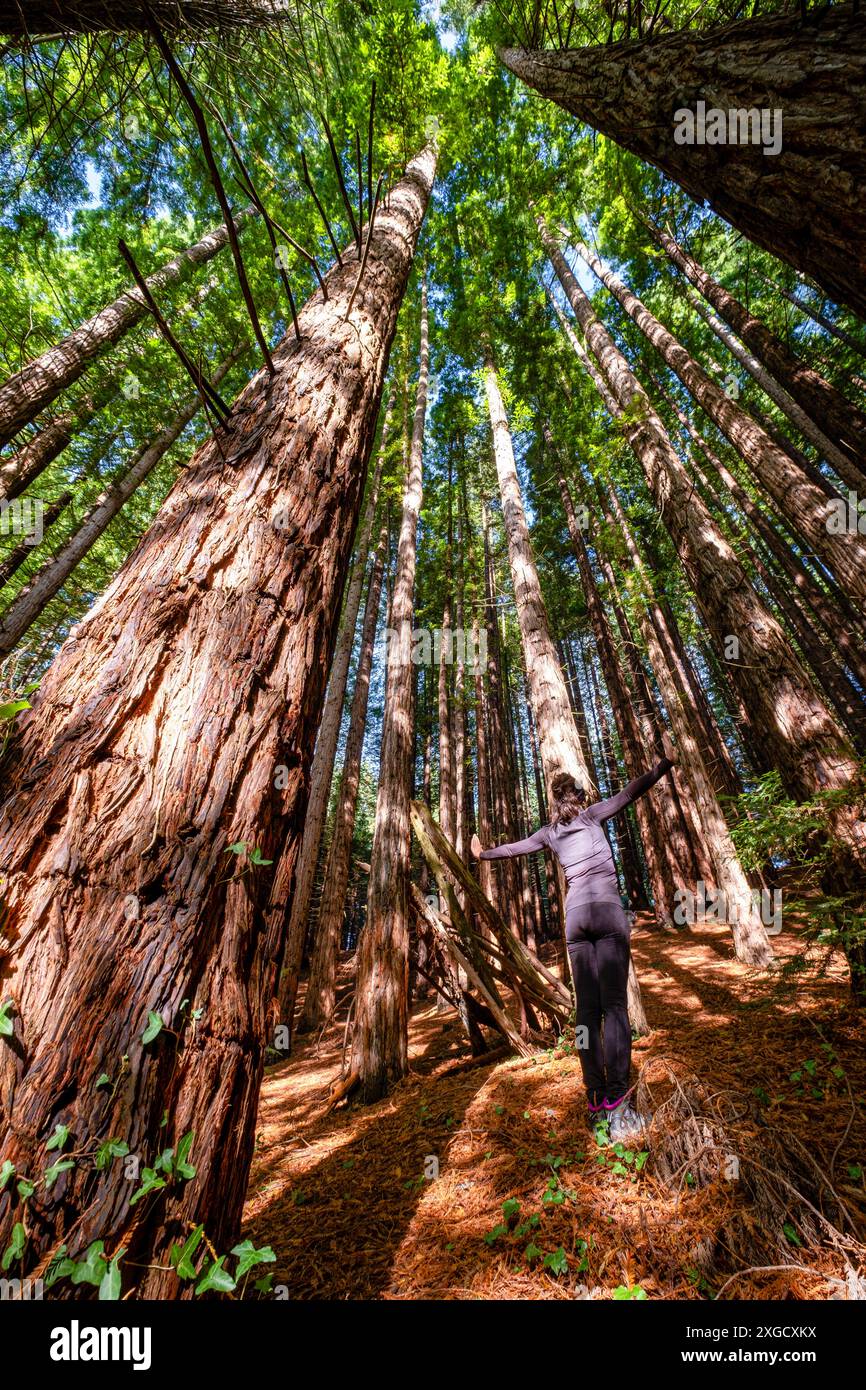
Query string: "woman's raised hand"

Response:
xmin=470 ymin=832 xmax=483 ymax=859
xmin=661 ymin=730 xmax=677 ymax=765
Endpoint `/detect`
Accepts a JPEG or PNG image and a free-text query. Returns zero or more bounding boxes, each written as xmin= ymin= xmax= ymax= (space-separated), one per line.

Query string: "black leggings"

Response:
xmin=565 ymin=898 xmax=632 ymax=1107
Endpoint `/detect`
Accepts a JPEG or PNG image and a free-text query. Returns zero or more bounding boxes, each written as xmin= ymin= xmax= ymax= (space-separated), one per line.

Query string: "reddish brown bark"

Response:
xmin=0 ymin=350 xmax=246 ymax=659
xmin=0 ymin=147 xmax=435 ymax=1292
xmin=502 ymin=6 xmax=866 ymax=317
xmin=350 ymin=272 xmax=431 ymax=1102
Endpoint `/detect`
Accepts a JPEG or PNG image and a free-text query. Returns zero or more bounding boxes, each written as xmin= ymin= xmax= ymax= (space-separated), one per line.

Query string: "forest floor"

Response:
xmin=242 ymin=915 xmax=866 ymax=1300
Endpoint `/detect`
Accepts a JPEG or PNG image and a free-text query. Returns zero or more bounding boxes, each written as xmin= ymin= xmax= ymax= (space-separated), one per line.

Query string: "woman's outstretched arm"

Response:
xmin=586 ymin=733 xmax=677 ymax=823
xmin=470 ymin=825 xmax=549 ymax=859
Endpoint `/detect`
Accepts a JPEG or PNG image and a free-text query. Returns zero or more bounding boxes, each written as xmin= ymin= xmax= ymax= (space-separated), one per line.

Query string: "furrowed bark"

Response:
xmin=301 ymin=514 xmax=388 ymax=1034
xmin=276 ymin=389 xmax=394 ymax=1030
xmin=483 ymin=348 xmax=592 ymax=805
xmin=502 ymin=6 xmax=866 ymax=316
xmin=0 ymin=146 xmax=435 ymax=1293
xmin=0 ymin=350 xmax=245 ymax=659
xmin=350 ymin=273 xmax=431 ymax=1102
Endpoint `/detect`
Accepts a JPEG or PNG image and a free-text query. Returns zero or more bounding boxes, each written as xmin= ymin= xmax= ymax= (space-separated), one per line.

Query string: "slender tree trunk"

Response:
xmin=557 ymin=463 xmax=675 ymax=922
xmin=684 ymin=288 xmax=864 ymax=492
xmin=301 ymin=515 xmax=388 ymax=1033
xmin=652 ymin=373 xmax=866 ymax=687
xmin=503 ymin=6 xmax=866 ymax=316
xmin=591 ymin=660 xmax=647 ymax=909
xmin=0 ymin=491 xmax=72 ymax=591
xmin=481 ymin=500 xmax=525 ymax=941
xmin=0 ymin=146 xmax=435 ymax=1291
xmin=650 ymin=221 xmax=866 ymax=477
xmin=756 ymin=272 xmax=866 ymax=358
xmin=276 ymin=388 xmax=394 ymax=1028
xmin=573 ymin=239 xmax=866 ymax=606
xmin=472 ymin=612 xmax=495 ymax=907
xmin=350 ymin=272 xmax=431 ymax=1102
xmin=0 ymin=376 xmax=119 ymax=501
xmin=484 ymin=348 xmax=591 ymax=805
xmin=542 ymin=214 xmax=865 ymax=877
xmin=605 ymin=480 xmax=773 ymax=963
xmin=0 ymin=209 xmax=254 ymax=447
xmin=0 ymin=350 xmax=245 ymax=658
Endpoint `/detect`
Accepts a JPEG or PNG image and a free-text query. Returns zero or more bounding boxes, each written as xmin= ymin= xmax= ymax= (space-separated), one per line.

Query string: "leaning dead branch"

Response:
xmin=149 ymin=19 xmax=275 ymax=372
xmin=117 ymin=239 xmax=233 ymax=422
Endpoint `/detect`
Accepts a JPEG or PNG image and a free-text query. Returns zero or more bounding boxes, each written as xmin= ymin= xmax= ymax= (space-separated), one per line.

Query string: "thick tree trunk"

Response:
xmin=301 ymin=515 xmax=388 ymax=1034
xmin=0 ymin=351 xmax=244 ymax=659
xmin=650 ymin=221 xmax=866 ymax=478
xmin=0 ymin=146 xmax=434 ymax=1293
xmin=0 ymin=209 xmax=254 ymax=448
xmin=542 ymin=216 xmax=866 ymax=889
xmin=573 ymin=239 xmax=866 ymax=606
xmin=502 ymin=6 xmax=866 ymax=316
xmin=350 ymin=274 xmax=431 ymax=1102
xmin=276 ymin=390 xmax=394 ymax=1029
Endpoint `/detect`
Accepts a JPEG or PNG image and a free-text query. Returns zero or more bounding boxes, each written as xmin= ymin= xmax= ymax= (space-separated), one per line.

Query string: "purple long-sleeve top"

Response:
xmin=480 ymin=758 xmax=674 ymax=907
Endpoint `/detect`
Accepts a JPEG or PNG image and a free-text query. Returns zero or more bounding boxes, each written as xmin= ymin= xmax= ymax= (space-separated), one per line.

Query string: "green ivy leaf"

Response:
xmin=0 ymin=1159 xmax=14 ymax=1190
xmin=95 ymin=1138 xmax=129 ymax=1170
xmin=1 ymin=1222 xmax=26 ymax=1269
xmin=141 ymin=1011 xmax=163 ymax=1045
xmin=0 ymin=1000 xmax=15 ymax=1037
xmin=16 ymin=1178 xmax=35 ymax=1200
xmin=98 ymin=1247 xmax=126 ymax=1301
xmin=170 ymin=1224 xmax=205 ymax=1281
xmin=174 ymin=1131 xmax=196 ymax=1181
xmin=231 ymin=1238 xmax=276 ymax=1280
xmin=0 ymin=700 xmax=31 ymax=721
xmin=70 ymin=1240 xmax=106 ymax=1286
xmin=44 ymin=1158 xmax=75 ymax=1189
xmin=195 ymin=1257 xmax=237 ymax=1296
xmin=45 ymin=1123 xmax=70 ymax=1152
xmin=95 ymin=1073 xmax=112 ymax=1090
xmin=129 ymin=1166 xmax=167 ymax=1206
xmin=542 ymin=1246 xmax=568 ymax=1276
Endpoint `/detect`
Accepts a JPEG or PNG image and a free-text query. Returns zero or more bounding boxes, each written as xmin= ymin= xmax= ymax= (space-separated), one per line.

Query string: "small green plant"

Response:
xmin=613 ymin=1283 xmax=648 ymax=1300
xmin=595 ymin=1141 xmax=649 ymax=1182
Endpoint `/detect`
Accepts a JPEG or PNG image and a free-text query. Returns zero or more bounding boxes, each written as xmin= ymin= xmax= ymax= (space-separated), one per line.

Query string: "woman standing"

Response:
xmin=471 ymin=734 xmax=677 ymax=1143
